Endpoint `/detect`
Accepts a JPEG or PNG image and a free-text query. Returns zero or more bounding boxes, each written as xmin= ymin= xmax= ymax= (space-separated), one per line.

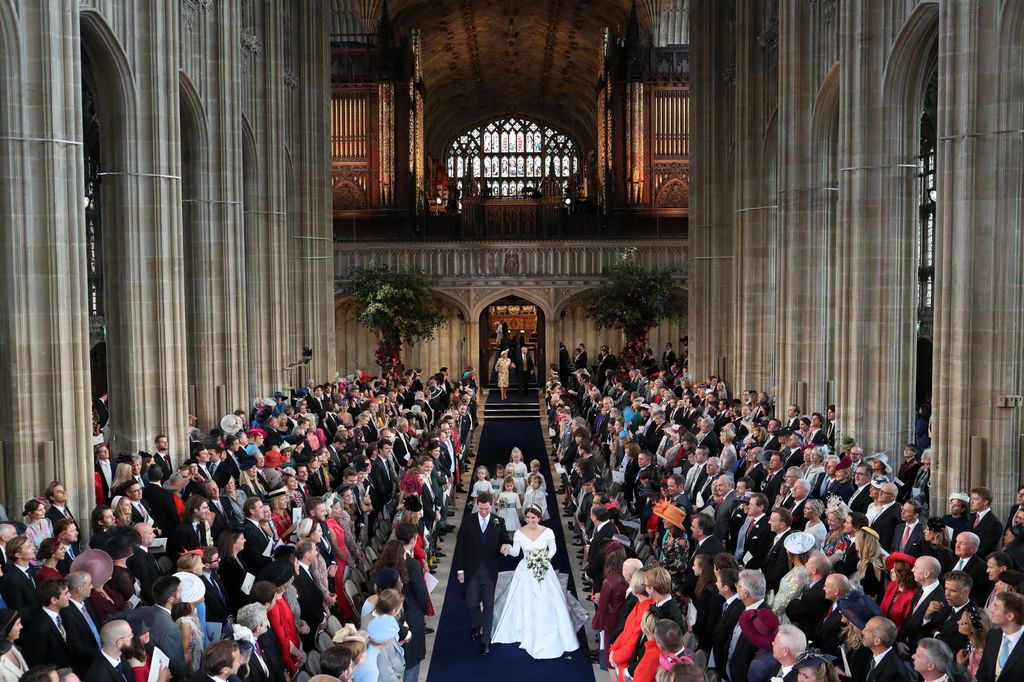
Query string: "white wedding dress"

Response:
xmin=490 ymin=527 xmax=581 ymax=659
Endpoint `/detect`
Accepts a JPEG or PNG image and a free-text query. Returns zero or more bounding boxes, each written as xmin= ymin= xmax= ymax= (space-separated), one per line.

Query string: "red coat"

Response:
xmin=610 ymin=598 xmax=652 ymax=682
xmin=593 ymin=572 xmax=627 ymax=631
xmin=633 ymin=639 xmax=662 ymax=682
xmin=268 ymin=598 xmax=302 ymax=674
xmin=880 ymin=582 xmax=915 ymax=629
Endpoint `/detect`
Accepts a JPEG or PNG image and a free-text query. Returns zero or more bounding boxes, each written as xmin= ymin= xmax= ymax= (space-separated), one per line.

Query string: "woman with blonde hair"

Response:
xmin=609 ymin=570 xmax=652 ymax=682
xmin=955 ymin=602 xmax=989 ymax=678
xmin=854 ymin=527 xmax=886 ymax=600
xmin=110 ymin=462 xmax=136 ymax=495
xmin=111 ymin=495 xmax=134 ymax=527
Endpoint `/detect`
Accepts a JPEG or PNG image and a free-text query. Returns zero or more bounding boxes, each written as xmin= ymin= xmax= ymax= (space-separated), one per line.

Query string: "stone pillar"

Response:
xmin=291 ymin=0 xmax=336 ymax=382
xmin=181 ymin=0 xmax=251 ymax=430
xmin=774 ymin=0 xmax=838 ymax=417
xmin=0 ymin=1 xmax=94 ymax=514
xmin=931 ymin=0 xmax=1024 ymax=510
xmin=834 ymin=1 xmax=925 ymax=456
xmin=732 ymin=0 xmax=778 ymax=394
xmin=688 ymin=0 xmax=737 ymax=381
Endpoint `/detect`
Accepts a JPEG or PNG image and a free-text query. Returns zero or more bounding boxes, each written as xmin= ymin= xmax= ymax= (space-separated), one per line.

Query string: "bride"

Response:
xmin=491 ymin=505 xmax=581 ymax=659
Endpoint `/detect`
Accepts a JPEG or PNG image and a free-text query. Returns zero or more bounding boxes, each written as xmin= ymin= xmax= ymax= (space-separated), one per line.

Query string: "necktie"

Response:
xmin=955 ymin=558 xmax=965 ymax=571
xmin=56 ymin=614 xmax=66 ymax=640
xmin=868 ymin=657 xmax=876 ymax=673
xmin=997 ymin=635 xmax=1011 ymax=677
xmin=115 ymin=662 xmax=129 ymax=682
xmin=974 ymin=514 xmax=981 ymax=529
xmin=80 ymin=604 xmax=101 ymax=646
xmin=900 ymin=524 xmax=911 ymax=551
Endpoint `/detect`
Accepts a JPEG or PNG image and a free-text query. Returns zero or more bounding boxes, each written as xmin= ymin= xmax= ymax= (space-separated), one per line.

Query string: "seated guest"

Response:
xmin=880 ymin=552 xmax=918 ymax=629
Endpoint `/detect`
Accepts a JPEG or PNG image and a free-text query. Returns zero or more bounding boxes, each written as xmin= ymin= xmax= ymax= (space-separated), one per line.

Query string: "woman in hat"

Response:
xmin=71 ymin=547 xmax=128 ymax=622
xmin=496 ymin=349 xmax=513 ymax=400
xmin=943 ymin=492 xmax=972 ymax=541
xmin=0 ymin=609 xmax=27 ymax=681
xmin=21 ymin=498 xmax=53 ymax=548
xmin=955 ymin=602 xmax=990 ymax=678
xmin=34 ymin=538 xmax=67 ymax=582
xmin=853 ymin=527 xmax=886 ymax=600
xmin=268 ymin=487 xmax=296 ymax=539
xmin=741 ymin=609 xmax=781 ymax=682
xmin=879 ymin=552 xmax=918 ymax=628
xmin=220 ymin=475 xmax=247 ymax=525
xmin=774 ymin=532 xmax=815 ymax=618
xmin=172 ymin=572 xmax=207 ymax=674
xmin=655 ymin=504 xmax=689 ymax=596
xmin=793 ymin=651 xmax=840 ymax=682
xmin=922 ymin=516 xmax=957 ymax=575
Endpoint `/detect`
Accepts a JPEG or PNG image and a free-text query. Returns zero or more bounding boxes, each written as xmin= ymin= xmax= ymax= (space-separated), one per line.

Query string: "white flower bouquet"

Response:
xmin=525 ymin=548 xmax=549 ymax=584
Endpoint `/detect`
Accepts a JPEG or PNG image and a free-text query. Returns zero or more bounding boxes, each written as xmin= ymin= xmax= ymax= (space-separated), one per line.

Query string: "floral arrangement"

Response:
xmin=525 ymin=548 xmax=549 ymax=584
xmin=498 ymin=497 xmax=516 ymax=510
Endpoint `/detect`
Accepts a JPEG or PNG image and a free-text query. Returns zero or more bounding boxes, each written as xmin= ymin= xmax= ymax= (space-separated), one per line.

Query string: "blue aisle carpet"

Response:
xmin=425 ymin=389 xmax=596 ymax=682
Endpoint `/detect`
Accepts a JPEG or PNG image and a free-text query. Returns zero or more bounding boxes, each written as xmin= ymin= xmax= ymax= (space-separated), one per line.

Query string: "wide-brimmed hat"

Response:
xmin=864 ymin=453 xmax=892 ymax=474
xmin=71 ymin=549 xmax=114 ymax=587
xmin=949 ymin=492 xmax=970 ymax=504
xmin=870 ymin=475 xmax=890 ymax=490
xmin=174 ymin=572 xmax=206 ymax=603
xmin=653 ymin=501 xmax=687 ymax=530
xmin=739 ymin=609 xmax=779 ymax=651
xmin=884 ymin=552 xmax=917 ymax=571
xmin=794 ymin=650 xmax=837 ymax=671
xmin=783 ymin=532 xmax=816 ymax=555
xmin=837 ymin=590 xmax=881 ymax=629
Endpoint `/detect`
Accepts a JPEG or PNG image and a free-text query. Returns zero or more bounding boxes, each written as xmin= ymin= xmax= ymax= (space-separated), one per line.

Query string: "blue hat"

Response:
xmin=837 ymin=590 xmax=882 ymax=629
xmin=367 ymin=614 xmax=400 ymax=643
xmin=373 ymin=568 xmax=401 ymax=591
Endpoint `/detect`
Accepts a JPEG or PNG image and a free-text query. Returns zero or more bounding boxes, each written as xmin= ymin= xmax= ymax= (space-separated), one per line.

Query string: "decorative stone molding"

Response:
xmin=241 ymin=31 xmax=262 ymax=57
xmin=810 ymin=0 xmax=837 ymax=25
xmin=284 ymin=70 xmax=299 ymax=90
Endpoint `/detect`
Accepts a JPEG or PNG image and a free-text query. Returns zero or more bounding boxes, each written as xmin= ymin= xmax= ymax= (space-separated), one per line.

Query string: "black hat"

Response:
xmin=402 ymin=495 xmax=422 ymax=513
xmin=239 ymin=458 xmax=259 ymax=472
xmin=258 ymin=559 xmax=295 ymax=587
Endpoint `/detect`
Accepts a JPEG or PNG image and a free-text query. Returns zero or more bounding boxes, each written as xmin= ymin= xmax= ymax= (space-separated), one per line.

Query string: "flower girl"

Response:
xmin=496 ymin=476 xmax=523 ymax=530
xmin=470 ymin=465 xmax=493 ymax=512
xmin=522 ymin=473 xmax=549 ymax=520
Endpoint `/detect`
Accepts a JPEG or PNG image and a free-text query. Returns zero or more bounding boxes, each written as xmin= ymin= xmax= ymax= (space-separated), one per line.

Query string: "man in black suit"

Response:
xmin=586 ymin=503 xmax=617 ymax=589
xmin=761 ymin=453 xmax=786 ymax=502
xmin=167 ymin=495 xmax=209 ymax=559
xmin=151 ymin=434 xmax=174 ymax=482
xmin=572 ymin=343 xmax=588 ymax=371
xmin=515 ymin=345 xmax=534 ymax=395
xmin=770 ymin=624 xmax=806 ymax=681
xmin=240 ymin=497 xmax=273 ymax=574
xmin=870 ymin=482 xmax=903 ymax=551
xmin=44 ymin=480 xmax=76 ymax=527
xmin=63 ymin=571 xmax=102 ymax=676
xmin=294 ymin=540 xmax=325 ymax=651
xmin=970 ymin=487 xmax=1005 ymax=558
xmin=976 ymin=591 xmax=1024 ymax=682
xmin=200 ymin=547 xmax=231 ymax=630
xmin=2 ymin=536 xmax=39 ymax=617
xmin=196 ymin=639 xmax=243 ymax=681
xmin=934 ymin=570 xmax=973 ymax=654
xmin=18 ymin=577 xmax=73 ymax=670
xmin=761 ymin=508 xmax=796 ymax=592
xmin=142 ymin=464 xmax=181 ymax=537
xmin=736 ymin=493 xmax=772 ymax=567
xmin=951 ymin=531 xmax=992 ymax=605
xmin=862 ymin=616 xmax=912 ymax=682
xmin=86 ymin=618 xmax=134 ymax=682
xmin=397 ymin=522 xmax=431 ymax=679
xmin=786 ymin=553 xmax=832 ymax=642
xmin=452 ymin=492 xmax=510 ymax=655
xmin=898 ymin=555 xmax=947 ymax=649
xmin=709 ymin=568 xmax=743 ymax=678
xmin=813 ymin=574 xmax=852 ymax=656
xmin=890 ymin=499 xmax=926 ymax=556
xmin=728 ymin=570 xmax=772 ymax=682
xmin=368 ymin=444 xmax=395 ymax=514
xmin=126 ymin=523 xmax=162 ymax=605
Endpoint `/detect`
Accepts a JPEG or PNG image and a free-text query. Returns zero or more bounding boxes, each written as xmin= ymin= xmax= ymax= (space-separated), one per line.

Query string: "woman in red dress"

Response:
xmin=609 ymin=571 xmax=653 ymax=682
xmin=879 ymin=551 xmax=918 ymax=628
xmin=35 ymin=538 xmax=66 ymax=582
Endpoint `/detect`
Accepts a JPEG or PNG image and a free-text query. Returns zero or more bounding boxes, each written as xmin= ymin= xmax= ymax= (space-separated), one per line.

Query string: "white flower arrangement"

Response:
xmin=525 ymin=548 xmax=549 ymax=584
xmin=498 ymin=498 xmax=516 ymax=509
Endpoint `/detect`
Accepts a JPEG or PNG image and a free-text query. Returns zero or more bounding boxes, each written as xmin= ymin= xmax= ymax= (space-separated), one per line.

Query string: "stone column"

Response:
xmin=834 ymin=1 xmax=923 ymax=456
xmin=290 ymin=0 xmax=336 ymax=383
xmin=181 ymin=0 xmax=251 ymax=430
xmin=0 ymin=1 xmax=94 ymax=514
xmin=732 ymin=0 xmax=778 ymax=394
xmin=688 ymin=0 xmax=737 ymax=381
xmin=931 ymin=0 xmax=1024 ymax=509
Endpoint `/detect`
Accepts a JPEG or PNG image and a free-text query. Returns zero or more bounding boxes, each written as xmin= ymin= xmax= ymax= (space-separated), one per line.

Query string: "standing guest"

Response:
xmin=862 ymin=616 xmax=912 ymax=682
xmin=366 ymin=615 xmax=404 ymax=682
xmin=954 ymin=603 xmax=990 ymax=679
xmin=689 ymin=554 xmax=724 ymax=652
xmin=609 ymin=570 xmax=652 ymax=682
xmin=880 ymin=552 xmax=918 ymax=629
xmin=951 ymin=531 xmax=993 ymax=605
xmin=912 ymin=638 xmax=955 ymax=682
xmin=854 ymin=527 xmax=886 ymax=601
xmin=773 ymin=532 xmax=814 ymax=616
xmin=803 ymin=499 xmax=827 ymax=548
xmin=19 ymin=578 xmax=73 ymax=670
xmin=22 ymin=499 xmax=53 ymax=548
xmin=592 ymin=544 xmax=628 ymax=670
xmin=923 ymin=516 xmax=957 ymax=575
xmin=84 ymin=618 xmax=133 ymax=682
xmin=741 ymin=609 xmax=781 ymax=682
xmin=395 ymin=523 xmax=429 ymax=682
xmin=783 ymin=552 xmax=831 ymax=644
xmin=0 ymin=609 xmax=28 ymax=681
xmin=899 ymin=555 xmax=946 ymax=650
xmin=250 ymin=578 xmax=302 ymax=677
xmin=970 ymin=487 xmax=1004 ymax=558
xmin=294 ymin=540 xmax=326 ymax=652
xmin=976 ymin=591 xmax=1024 ymax=682
xmin=769 ymin=624 xmax=807 ymax=682
xmin=147 ymin=576 xmax=187 ymax=681
xmin=43 ymin=481 xmax=75 ymax=527
xmin=296 ymin=520 xmax=336 ymax=614
xmin=628 ymin=611 xmax=662 ymax=682
xmin=35 ymin=539 xmax=67 ymax=582
xmin=944 ymin=493 xmax=973 ymax=543
xmin=821 ymin=499 xmax=852 ymax=560
xmin=1 ymin=537 xmax=39 ymax=617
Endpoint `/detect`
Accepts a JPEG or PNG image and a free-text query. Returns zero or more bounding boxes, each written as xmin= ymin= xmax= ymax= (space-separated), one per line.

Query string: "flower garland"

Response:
xmin=525 ymin=547 xmax=549 ymax=584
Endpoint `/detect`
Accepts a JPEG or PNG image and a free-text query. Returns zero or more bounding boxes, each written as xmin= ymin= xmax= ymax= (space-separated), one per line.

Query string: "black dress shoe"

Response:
xmin=480 ymin=641 xmax=490 ymax=655
xmin=425 ymin=627 xmax=435 ymax=634
xmin=471 ymin=626 xmax=480 ymax=641
xmin=434 ymin=551 xmax=447 ymax=557
xmin=456 ymin=486 xmax=467 ymax=493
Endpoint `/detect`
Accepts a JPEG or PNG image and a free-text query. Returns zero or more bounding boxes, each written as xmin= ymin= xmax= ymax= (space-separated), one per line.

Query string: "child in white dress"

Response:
xmin=496 ymin=476 xmax=522 ymax=531
xmin=503 ymin=463 xmax=525 ymax=497
xmin=528 ymin=459 xmax=546 ymax=493
xmin=470 ymin=465 xmax=493 ymax=512
xmin=522 ymin=473 xmax=549 ymax=520
xmin=509 ymin=448 xmax=529 ymax=491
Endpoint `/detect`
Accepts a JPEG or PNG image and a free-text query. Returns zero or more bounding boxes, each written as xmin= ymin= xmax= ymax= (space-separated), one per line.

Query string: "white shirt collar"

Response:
xmin=101 ymin=650 xmax=122 ymax=669
xmin=779 ymin=665 xmax=793 ymax=677
xmin=916 ymin=580 xmax=940 ymax=607
xmin=1002 ymin=625 xmax=1024 ymax=652
xmin=723 ymin=593 xmax=739 ymax=607
xmin=873 ymin=647 xmax=892 ymax=665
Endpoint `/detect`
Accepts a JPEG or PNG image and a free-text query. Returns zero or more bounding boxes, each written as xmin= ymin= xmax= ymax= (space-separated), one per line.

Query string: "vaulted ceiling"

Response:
xmin=330 ymin=1 xmax=688 ymax=156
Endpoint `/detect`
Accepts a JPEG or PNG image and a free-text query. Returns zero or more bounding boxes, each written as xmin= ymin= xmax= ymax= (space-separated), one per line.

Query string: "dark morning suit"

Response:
xmin=935 ymin=603 xmax=970 ymax=654
xmin=587 ymin=521 xmax=616 ymax=586
xmin=167 ymin=520 xmax=203 ymax=559
xmin=785 ymin=580 xmax=830 ymax=642
xmin=403 ymin=554 xmax=430 ymax=668
xmin=143 ymin=482 xmax=181 ymax=537
xmin=728 ymin=601 xmax=771 ymax=682
xmin=738 ymin=517 xmax=773 ymax=569
xmin=61 ymin=601 xmax=102 ymax=676
xmin=813 ymin=602 xmax=844 ymax=656
xmin=865 ymin=647 xmax=913 ymax=682
xmin=890 ymin=521 xmax=926 ymax=556
xmin=452 ymin=512 xmax=506 ymax=643
xmin=0 ymin=564 xmax=38 ymax=617
xmin=976 ymin=626 xmax=1024 ymax=682
xmin=200 ymin=571 xmax=231 ymax=623
xmin=897 ymin=585 xmax=947 ymax=648
xmin=761 ymin=530 xmax=794 ymax=593
xmin=971 ymin=511 xmax=1005 ymax=558
xmin=871 ymin=504 xmax=902 ymax=552
xmin=84 ymin=653 xmax=132 ymax=682
xmin=710 ymin=598 xmax=743 ymax=680
xmin=126 ymin=546 xmax=162 ymax=606
xmin=848 ymin=484 xmax=872 ymax=513
xmin=19 ymin=608 xmax=73 ymax=669
xmin=295 ymin=564 xmax=325 ymax=650
xmin=953 ymin=554 xmax=992 ymax=606
xmin=240 ymin=518 xmax=273 ymax=573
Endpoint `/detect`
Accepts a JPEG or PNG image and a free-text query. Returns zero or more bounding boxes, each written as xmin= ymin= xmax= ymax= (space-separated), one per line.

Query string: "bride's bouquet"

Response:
xmin=525 ymin=548 xmax=549 ymax=584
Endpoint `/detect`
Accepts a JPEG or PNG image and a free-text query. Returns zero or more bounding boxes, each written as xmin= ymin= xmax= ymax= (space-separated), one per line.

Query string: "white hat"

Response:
xmin=783 ymin=531 xmax=816 ymax=555
xmin=949 ymin=492 xmax=970 ymax=504
xmin=174 ymin=571 xmax=206 ymax=603
xmin=870 ymin=475 xmax=891 ymax=490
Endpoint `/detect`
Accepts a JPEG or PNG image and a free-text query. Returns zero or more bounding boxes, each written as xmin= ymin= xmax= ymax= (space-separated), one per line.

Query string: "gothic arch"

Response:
xmin=179 ymin=70 xmax=209 ymax=200
xmin=812 ymin=63 xmax=840 ymax=186
xmin=80 ymin=8 xmax=137 ymax=172
xmin=471 ymin=288 xmax=553 ymax=322
xmin=0 ymin=0 xmax=18 ymax=225
xmin=881 ymin=2 xmax=939 ymax=160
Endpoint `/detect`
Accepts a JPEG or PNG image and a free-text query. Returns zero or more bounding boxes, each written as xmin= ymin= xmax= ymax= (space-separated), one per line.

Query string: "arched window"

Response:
xmin=446 ymin=117 xmax=578 ymax=198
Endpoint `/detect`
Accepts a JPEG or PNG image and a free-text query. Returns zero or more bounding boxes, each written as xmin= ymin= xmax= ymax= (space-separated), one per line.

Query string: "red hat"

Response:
xmin=739 ymin=609 xmax=779 ymax=651
xmin=836 ymin=455 xmax=853 ymax=470
xmin=246 ymin=428 xmax=267 ymax=440
xmin=884 ymin=551 xmax=917 ymax=571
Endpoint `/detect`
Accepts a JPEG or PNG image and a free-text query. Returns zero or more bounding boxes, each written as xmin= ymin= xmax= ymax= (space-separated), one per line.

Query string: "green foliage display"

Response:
xmin=342 ymin=265 xmax=445 ymax=373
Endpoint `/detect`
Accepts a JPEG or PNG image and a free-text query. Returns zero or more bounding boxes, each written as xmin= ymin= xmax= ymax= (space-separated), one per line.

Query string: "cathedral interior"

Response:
xmin=1 ymin=0 xmax=1023 ymax=520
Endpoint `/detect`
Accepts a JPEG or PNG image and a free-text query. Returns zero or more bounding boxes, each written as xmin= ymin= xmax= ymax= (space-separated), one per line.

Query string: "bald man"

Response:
xmin=86 ymin=619 xmax=133 ymax=682
xmin=899 ymin=556 xmax=947 ymax=650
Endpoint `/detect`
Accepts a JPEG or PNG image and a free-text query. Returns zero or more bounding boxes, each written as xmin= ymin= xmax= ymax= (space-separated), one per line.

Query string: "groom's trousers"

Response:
xmin=465 ymin=571 xmax=496 ymax=642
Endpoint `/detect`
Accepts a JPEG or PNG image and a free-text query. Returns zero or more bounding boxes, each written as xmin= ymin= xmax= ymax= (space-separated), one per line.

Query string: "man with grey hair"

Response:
xmin=913 ymin=638 xmax=953 ymax=682
xmin=870 ymin=481 xmax=902 ymax=550
xmin=63 ymin=571 xmax=101 ymax=674
xmin=863 ymin=616 xmax=911 ymax=681
xmin=952 ymin=530 xmax=991 ymax=603
xmin=695 ymin=417 xmax=717 ymax=454
xmin=771 ymin=624 xmax=807 ymax=681
xmin=710 ymin=474 xmax=737 ymax=539
xmin=788 ymin=478 xmax=811 ymax=530
xmin=0 ymin=523 xmax=16 ymax=565
xmin=695 ymin=457 xmax=721 ymax=509
xmin=728 ymin=570 xmax=770 ymax=682
xmin=85 ymin=619 xmax=133 ymax=682
xmin=684 ymin=446 xmax=710 ymax=500
xmin=786 ymin=552 xmax=832 ymax=641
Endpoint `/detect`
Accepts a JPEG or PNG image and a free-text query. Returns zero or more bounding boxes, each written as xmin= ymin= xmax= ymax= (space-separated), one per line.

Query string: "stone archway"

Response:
xmin=478 ymin=294 xmax=547 ymax=387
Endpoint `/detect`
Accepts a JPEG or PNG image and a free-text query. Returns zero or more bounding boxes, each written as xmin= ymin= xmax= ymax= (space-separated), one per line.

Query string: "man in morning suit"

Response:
xmin=785 ymin=552 xmax=832 ymax=642
xmin=63 ymin=571 xmax=102 ymax=677
xmin=710 ymin=568 xmax=743 ymax=680
xmin=295 ymin=540 xmax=325 ymax=651
xmin=19 ymin=577 xmax=74 ymax=670
xmin=586 ymin=503 xmax=617 ymax=588
xmin=898 ymin=556 xmax=947 ymax=650
xmin=813 ymin=574 xmax=852 ymax=656
xmin=147 ymin=576 xmax=187 ymax=680
xmin=452 ymin=492 xmax=510 ymax=655
xmin=970 ymin=487 xmax=1005 ymax=559
xmin=239 ymin=497 xmax=273 ymax=573
xmin=890 ymin=500 xmax=926 ymax=556
xmin=86 ymin=619 xmax=134 ymax=682
xmin=770 ymin=624 xmax=806 ymax=682
xmin=976 ymin=591 xmax=1024 ymax=682
xmin=863 ymin=616 xmax=912 ymax=682
xmin=1 ymin=536 xmax=39 ymax=618
xmin=196 ymin=639 xmax=243 ymax=682
xmin=728 ymin=570 xmax=772 ymax=682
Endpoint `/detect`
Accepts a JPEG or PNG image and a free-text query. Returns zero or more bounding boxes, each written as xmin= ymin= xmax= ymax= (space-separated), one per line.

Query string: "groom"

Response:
xmin=454 ymin=491 xmax=511 ymax=655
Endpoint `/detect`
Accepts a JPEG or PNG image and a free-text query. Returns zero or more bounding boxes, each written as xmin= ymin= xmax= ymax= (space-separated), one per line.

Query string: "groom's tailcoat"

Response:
xmin=453 ymin=512 xmax=507 ymax=643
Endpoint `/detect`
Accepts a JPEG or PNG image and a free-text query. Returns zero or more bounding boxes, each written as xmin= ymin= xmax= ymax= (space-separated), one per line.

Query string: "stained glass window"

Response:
xmin=446 ymin=117 xmax=578 ymax=197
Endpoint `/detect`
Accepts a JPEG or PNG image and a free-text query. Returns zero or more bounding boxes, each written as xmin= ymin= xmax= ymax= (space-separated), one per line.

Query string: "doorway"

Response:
xmin=479 ymin=295 xmax=545 ymax=386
